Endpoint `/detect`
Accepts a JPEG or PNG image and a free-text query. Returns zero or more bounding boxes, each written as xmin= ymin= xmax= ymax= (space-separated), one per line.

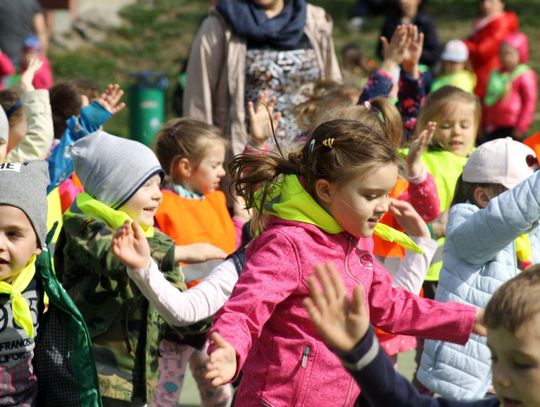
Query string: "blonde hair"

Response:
xmin=416 ymin=86 xmax=481 ymax=150
xmin=485 ymin=264 xmax=540 ymax=333
xmin=155 ymin=118 xmax=227 ymax=181
xmin=294 ymin=82 xmax=361 ymax=131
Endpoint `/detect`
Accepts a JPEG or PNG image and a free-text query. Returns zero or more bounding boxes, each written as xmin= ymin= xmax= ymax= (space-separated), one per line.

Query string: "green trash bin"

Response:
xmin=128 ymin=71 xmax=168 ymax=146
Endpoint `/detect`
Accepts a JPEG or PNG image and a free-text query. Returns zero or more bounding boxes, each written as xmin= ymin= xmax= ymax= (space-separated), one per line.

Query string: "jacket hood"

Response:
xmin=259 ymin=175 xmax=423 ymax=253
xmin=503 ymin=32 xmax=529 ymax=63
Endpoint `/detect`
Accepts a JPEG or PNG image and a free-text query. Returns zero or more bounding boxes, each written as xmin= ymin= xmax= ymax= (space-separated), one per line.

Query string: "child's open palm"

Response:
xmin=247 ymin=91 xmax=281 ymax=149
xmin=20 ymin=58 xmax=43 ymax=92
xmin=406 ymin=121 xmax=436 ymax=178
xmin=206 ymin=332 xmax=237 ymax=386
xmin=304 ymin=263 xmax=368 ymax=353
xmin=111 ymin=220 xmax=151 ymax=270
xmin=380 ymin=24 xmax=409 ymax=71
xmin=402 ymin=25 xmax=424 ymax=77
xmin=97 ymin=83 xmax=126 ymax=114
xmin=389 ymin=199 xmax=430 ymax=239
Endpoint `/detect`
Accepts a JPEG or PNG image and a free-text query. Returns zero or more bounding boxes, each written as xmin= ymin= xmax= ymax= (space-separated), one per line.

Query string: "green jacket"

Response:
xmin=55 ymin=211 xmax=209 ymax=402
xmin=33 ymin=243 xmax=102 ymax=407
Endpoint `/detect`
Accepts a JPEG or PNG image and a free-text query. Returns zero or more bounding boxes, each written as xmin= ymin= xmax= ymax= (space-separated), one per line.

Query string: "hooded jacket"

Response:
xmin=209 ymin=175 xmax=477 ymax=406
xmin=418 ymin=169 xmax=540 ymax=399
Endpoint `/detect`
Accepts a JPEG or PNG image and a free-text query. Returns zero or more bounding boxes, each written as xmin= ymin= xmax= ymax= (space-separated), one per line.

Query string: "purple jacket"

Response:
xmin=210 ymin=217 xmax=477 ymax=406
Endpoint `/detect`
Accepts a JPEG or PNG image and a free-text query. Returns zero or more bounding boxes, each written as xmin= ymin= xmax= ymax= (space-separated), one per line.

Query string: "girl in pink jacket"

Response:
xmin=483 ymin=32 xmax=538 ymax=142
xmin=205 ymin=99 xmax=484 ymax=406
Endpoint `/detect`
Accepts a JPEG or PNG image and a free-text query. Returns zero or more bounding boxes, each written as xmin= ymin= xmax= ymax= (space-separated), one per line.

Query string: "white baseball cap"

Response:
xmin=441 ymin=39 xmax=469 ymax=63
xmin=462 ymin=138 xmax=538 ymax=188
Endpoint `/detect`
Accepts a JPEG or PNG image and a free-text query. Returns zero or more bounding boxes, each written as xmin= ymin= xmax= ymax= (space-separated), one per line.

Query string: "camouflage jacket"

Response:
xmin=54 ymin=212 xmax=209 ymax=403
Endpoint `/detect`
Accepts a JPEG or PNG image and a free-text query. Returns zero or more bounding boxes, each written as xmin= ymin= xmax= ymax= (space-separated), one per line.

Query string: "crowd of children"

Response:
xmin=0 ymin=0 xmax=539 ymax=406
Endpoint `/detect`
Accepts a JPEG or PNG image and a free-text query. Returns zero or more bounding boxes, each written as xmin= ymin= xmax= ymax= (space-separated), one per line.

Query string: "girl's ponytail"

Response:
xmin=368 ymin=97 xmax=403 ymax=150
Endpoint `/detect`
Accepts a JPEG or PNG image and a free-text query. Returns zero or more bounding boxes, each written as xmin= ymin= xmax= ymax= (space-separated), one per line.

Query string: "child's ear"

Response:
xmin=176 ymin=158 xmax=192 ymax=178
xmin=33 ymin=247 xmax=42 ymax=256
xmin=314 ymin=179 xmax=335 ymax=204
xmin=473 ymin=186 xmax=491 ymax=208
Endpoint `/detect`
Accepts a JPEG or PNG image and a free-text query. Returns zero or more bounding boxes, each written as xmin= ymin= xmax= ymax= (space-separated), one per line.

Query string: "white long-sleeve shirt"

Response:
xmin=127 ymin=258 xmax=239 ymax=327
xmin=127 ymin=235 xmax=437 ymax=327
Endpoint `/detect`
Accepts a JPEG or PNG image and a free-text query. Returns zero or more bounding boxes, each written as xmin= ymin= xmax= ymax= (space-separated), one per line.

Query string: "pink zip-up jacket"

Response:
xmin=210 ymin=217 xmax=477 ymax=406
xmin=484 ymin=68 xmax=538 ymax=134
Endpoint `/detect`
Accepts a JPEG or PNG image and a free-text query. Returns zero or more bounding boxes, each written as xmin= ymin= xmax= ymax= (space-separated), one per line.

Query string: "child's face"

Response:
xmin=0 ymin=205 xmax=40 ymax=281
xmin=479 ymin=0 xmax=504 ymax=17
xmin=320 ymin=163 xmax=398 ymax=238
xmin=0 ymin=140 xmax=6 ymax=162
xmin=182 ymin=142 xmax=226 ymax=195
xmin=441 ymin=60 xmax=465 ymax=74
xmin=119 ymin=174 xmax=163 ymax=228
xmin=500 ymin=43 xmax=521 ymax=71
xmin=489 ymin=314 xmax=540 ymax=407
xmin=433 ymin=101 xmax=477 ymax=157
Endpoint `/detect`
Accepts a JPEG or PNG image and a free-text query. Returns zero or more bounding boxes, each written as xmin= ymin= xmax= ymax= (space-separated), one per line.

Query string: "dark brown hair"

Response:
xmin=451 ymin=175 xmax=507 ymax=207
xmin=49 ymin=80 xmax=99 ymax=138
xmin=155 ymin=118 xmax=226 ymax=181
xmin=484 ymin=264 xmax=540 ymax=333
xmin=0 ymin=88 xmax=23 ymax=127
xmin=230 ymin=97 xmax=403 ymax=229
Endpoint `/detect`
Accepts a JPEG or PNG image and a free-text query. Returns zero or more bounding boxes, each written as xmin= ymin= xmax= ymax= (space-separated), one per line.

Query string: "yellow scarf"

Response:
xmin=70 ymin=192 xmax=155 ymax=237
xmin=0 ymin=255 xmax=37 ymax=338
xmin=259 ymin=175 xmax=423 ymax=254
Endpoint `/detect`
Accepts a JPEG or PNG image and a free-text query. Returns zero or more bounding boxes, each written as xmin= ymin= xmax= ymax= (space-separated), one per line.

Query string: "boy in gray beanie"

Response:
xmin=0 ymin=160 xmax=101 ymax=406
xmin=55 ymin=131 xmax=209 ymax=406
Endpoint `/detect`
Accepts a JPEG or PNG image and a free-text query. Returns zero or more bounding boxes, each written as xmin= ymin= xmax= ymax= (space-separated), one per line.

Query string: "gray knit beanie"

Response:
xmin=0 ymin=161 xmax=49 ymax=248
xmin=71 ymin=130 xmax=163 ymax=209
xmin=0 ymin=105 xmax=7 ymax=145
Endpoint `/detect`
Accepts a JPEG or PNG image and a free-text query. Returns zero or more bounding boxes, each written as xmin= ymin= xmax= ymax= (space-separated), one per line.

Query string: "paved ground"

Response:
xmin=178 ymin=350 xmax=417 ymax=405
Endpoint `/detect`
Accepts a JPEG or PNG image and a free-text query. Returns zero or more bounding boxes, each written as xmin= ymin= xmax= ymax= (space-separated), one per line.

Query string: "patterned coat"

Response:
xmin=54 ymin=212 xmax=209 ymax=402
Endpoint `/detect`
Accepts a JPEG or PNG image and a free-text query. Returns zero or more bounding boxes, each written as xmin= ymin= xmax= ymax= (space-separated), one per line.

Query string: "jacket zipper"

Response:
xmin=301 ymin=346 xmax=310 ymax=368
xmin=345 ymin=237 xmax=362 ymax=285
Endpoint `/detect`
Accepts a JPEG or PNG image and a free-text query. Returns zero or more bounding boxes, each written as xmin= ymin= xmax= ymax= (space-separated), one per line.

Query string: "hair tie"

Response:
xmin=322 ymin=138 xmax=335 ymax=149
xmin=363 ymin=99 xmax=383 ymax=120
xmin=5 ymin=100 xmax=22 ymax=119
xmin=308 ymin=138 xmax=316 ymax=154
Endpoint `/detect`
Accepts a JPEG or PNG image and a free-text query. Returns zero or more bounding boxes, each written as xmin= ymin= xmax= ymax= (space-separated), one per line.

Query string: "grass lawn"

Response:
xmin=50 ymin=0 xmax=540 ymax=138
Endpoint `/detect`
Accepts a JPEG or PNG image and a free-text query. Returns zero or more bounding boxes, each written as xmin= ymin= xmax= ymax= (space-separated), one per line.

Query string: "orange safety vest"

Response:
xmin=154 ymin=190 xmax=236 ymax=257
xmin=373 ymin=178 xmax=416 ymax=348
xmin=373 ymin=178 xmax=409 ymax=262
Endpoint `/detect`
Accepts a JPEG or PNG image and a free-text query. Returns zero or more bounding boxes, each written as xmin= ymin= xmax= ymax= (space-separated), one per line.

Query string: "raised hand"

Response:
xmin=380 ymin=24 xmax=410 ymax=75
xmin=304 ymin=263 xmax=368 ymax=353
xmin=402 ymin=25 xmax=424 ymax=78
xmin=97 ymin=83 xmax=126 ymax=114
xmin=407 ymin=121 xmax=436 ymax=178
xmin=206 ymin=332 xmax=237 ymax=386
xmin=247 ymin=91 xmax=281 ymax=149
xmin=19 ymin=58 xmax=43 ymax=92
xmin=174 ymin=242 xmax=227 ymax=263
xmin=111 ymin=220 xmax=151 ymax=270
xmin=389 ymin=199 xmax=431 ymax=239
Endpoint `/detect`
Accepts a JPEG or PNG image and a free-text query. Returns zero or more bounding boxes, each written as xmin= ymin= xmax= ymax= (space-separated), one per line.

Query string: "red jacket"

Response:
xmin=0 ymin=52 xmax=15 ymax=90
xmin=210 ymin=217 xmax=476 ymax=406
xmin=484 ymin=68 xmax=538 ymax=135
xmin=464 ymin=11 xmax=519 ymax=99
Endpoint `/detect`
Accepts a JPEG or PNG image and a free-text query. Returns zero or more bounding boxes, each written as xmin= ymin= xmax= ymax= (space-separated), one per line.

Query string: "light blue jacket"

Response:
xmin=417 ymin=170 xmax=540 ymax=400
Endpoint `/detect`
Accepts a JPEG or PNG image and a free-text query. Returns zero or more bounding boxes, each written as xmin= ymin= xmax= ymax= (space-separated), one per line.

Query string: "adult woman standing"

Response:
xmin=183 ymin=0 xmax=342 ymax=155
